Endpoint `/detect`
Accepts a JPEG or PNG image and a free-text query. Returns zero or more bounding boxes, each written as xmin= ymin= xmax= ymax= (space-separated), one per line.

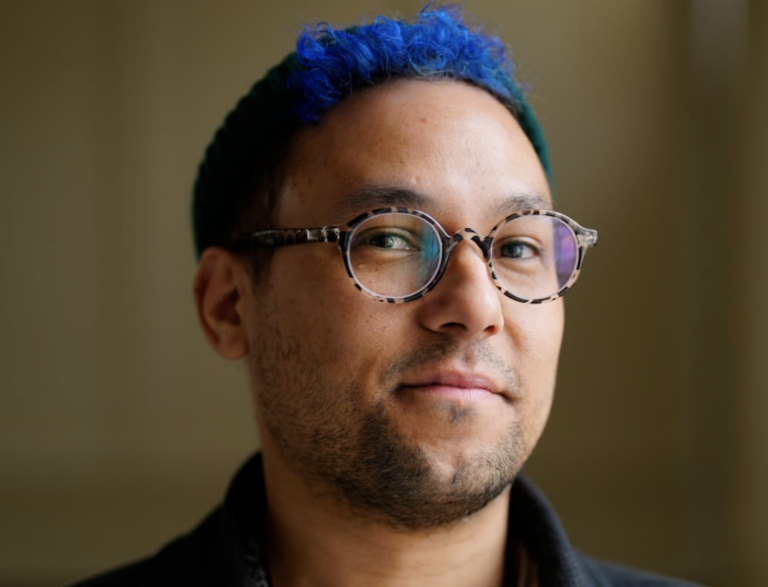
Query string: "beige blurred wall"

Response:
xmin=735 ymin=1 xmax=768 ymax=583
xmin=0 ymin=1 xmax=764 ymax=586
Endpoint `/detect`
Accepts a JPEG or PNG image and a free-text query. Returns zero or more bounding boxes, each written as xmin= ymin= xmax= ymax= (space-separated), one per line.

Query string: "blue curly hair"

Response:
xmin=193 ymin=5 xmax=550 ymax=259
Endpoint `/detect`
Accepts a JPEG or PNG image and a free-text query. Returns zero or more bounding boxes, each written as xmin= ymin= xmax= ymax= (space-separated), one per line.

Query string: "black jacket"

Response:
xmin=71 ymin=454 xmax=704 ymax=587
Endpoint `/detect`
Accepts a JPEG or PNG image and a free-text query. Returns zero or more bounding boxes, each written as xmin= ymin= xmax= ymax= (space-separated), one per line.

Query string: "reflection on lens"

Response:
xmin=492 ymin=215 xmax=577 ymax=300
xmin=348 ymin=213 xmax=442 ymax=298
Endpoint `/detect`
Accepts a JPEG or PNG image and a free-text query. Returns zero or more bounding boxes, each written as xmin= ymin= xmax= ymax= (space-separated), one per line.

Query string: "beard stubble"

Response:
xmin=252 ymin=322 xmax=527 ymax=531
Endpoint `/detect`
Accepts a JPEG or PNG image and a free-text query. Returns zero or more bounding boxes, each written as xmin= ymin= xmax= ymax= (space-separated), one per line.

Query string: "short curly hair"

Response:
xmin=192 ymin=5 xmax=550 ymax=260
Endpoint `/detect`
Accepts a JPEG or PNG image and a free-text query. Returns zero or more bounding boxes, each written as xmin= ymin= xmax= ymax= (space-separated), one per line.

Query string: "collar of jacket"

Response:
xmin=212 ymin=453 xmax=597 ymax=587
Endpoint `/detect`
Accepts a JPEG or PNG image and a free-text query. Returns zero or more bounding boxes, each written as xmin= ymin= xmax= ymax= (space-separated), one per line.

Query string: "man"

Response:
xmin=73 ymin=6 xmax=702 ymax=587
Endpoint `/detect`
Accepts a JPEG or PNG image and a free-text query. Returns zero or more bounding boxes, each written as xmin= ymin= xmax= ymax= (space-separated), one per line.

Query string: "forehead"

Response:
xmin=277 ymin=79 xmax=550 ymax=226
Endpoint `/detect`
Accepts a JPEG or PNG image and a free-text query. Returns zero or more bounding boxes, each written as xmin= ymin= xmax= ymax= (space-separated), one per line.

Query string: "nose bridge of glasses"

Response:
xmin=442 ymin=228 xmax=494 ymax=272
xmin=423 ymin=230 xmax=495 ymax=297
xmin=446 ymin=228 xmax=492 ymax=260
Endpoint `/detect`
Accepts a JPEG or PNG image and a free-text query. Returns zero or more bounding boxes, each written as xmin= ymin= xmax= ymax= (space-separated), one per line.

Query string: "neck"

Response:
xmin=260 ymin=444 xmax=512 ymax=587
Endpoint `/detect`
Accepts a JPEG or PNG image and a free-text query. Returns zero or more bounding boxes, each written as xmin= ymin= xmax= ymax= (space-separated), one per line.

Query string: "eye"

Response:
xmin=362 ymin=229 xmax=418 ymax=251
xmin=498 ymin=239 xmax=539 ymax=259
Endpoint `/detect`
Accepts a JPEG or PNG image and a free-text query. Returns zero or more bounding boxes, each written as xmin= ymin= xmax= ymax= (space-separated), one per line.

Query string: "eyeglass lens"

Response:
xmin=347 ymin=213 xmax=579 ymax=301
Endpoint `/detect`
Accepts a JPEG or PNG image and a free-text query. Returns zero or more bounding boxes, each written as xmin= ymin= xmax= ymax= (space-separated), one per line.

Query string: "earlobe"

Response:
xmin=193 ymin=247 xmax=249 ymax=360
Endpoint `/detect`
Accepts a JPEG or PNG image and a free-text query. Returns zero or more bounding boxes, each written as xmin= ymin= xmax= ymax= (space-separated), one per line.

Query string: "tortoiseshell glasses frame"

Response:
xmin=232 ymin=207 xmax=598 ymax=304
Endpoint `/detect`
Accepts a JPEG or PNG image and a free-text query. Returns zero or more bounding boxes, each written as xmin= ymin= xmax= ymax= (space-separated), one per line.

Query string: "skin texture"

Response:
xmin=194 ymin=78 xmax=562 ymax=587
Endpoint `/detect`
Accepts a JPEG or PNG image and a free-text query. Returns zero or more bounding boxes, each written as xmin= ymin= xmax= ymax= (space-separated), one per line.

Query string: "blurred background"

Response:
xmin=1 ymin=0 xmax=765 ymax=585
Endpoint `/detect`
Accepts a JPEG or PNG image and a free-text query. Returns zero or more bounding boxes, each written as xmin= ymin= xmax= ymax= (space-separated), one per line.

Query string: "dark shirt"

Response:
xmin=71 ymin=454 xmax=704 ymax=587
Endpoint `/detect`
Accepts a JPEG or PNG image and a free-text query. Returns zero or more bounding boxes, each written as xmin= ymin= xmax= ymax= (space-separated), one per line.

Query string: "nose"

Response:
xmin=417 ymin=238 xmax=505 ymax=338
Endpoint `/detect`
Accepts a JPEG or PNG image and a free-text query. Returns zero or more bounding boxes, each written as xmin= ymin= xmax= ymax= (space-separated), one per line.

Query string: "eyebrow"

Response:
xmin=331 ymin=184 xmax=552 ymax=221
xmin=492 ymin=191 xmax=552 ymax=216
xmin=331 ymin=186 xmax=435 ymax=219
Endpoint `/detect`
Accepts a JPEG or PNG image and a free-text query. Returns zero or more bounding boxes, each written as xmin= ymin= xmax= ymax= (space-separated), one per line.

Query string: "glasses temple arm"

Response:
xmin=246 ymin=226 xmax=343 ymax=247
xmin=577 ymin=228 xmax=598 ymax=248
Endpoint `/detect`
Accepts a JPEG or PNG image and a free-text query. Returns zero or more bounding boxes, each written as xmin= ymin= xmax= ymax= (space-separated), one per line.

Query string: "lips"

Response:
xmin=397 ymin=370 xmax=510 ymax=400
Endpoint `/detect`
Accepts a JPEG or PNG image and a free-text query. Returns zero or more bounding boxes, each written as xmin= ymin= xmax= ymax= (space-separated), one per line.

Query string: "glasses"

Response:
xmin=233 ymin=208 xmax=598 ymax=304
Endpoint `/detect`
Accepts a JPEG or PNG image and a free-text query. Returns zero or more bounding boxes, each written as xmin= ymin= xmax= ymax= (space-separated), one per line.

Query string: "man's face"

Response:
xmin=242 ymin=79 xmax=562 ymax=528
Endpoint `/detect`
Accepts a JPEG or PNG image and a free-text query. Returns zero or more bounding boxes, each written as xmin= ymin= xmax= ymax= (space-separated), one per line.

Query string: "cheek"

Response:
xmin=508 ymin=300 xmax=564 ymax=366
xmin=258 ymin=247 xmax=405 ymax=376
xmin=506 ymin=301 xmax=564 ymax=436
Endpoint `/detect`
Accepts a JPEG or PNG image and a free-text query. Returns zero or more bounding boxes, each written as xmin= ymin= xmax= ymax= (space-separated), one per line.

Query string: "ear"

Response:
xmin=193 ymin=247 xmax=250 ymax=360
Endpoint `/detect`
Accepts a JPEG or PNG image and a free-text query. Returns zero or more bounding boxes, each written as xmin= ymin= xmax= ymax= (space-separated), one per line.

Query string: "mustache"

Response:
xmin=378 ymin=338 xmax=521 ymax=397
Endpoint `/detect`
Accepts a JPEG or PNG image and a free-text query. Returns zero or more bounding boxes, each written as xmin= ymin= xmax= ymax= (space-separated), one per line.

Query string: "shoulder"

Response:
xmin=67 ymin=455 xmax=269 ymax=587
xmin=580 ymin=554 xmax=708 ymax=587
xmin=67 ymin=508 xmax=223 ymax=587
xmin=509 ymin=475 xmax=706 ymax=587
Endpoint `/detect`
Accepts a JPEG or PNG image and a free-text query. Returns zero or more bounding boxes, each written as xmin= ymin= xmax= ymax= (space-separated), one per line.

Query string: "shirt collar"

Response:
xmin=216 ymin=454 xmax=595 ymax=587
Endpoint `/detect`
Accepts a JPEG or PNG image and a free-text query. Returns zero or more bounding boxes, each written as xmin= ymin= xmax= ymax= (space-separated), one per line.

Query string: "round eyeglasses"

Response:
xmin=233 ymin=208 xmax=598 ymax=304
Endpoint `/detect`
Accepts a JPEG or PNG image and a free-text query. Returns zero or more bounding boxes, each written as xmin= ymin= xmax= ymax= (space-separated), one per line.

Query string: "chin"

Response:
xmin=326 ymin=403 xmax=526 ymax=530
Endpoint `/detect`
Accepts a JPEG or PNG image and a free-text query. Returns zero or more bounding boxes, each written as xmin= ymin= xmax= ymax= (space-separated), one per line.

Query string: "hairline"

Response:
xmin=264 ymin=76 xmax=530 ymax=228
